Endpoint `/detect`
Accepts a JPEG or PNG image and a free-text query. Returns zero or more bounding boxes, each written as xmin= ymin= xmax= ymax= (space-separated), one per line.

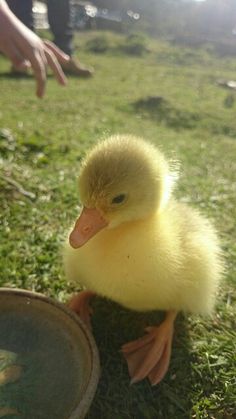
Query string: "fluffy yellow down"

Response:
xmin=64 ymin=135 xmax=223 ymax=314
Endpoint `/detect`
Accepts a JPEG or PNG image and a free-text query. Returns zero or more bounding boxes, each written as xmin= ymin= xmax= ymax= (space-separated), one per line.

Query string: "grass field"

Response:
xmin=0 ymin=31 xmax=236 ymax=418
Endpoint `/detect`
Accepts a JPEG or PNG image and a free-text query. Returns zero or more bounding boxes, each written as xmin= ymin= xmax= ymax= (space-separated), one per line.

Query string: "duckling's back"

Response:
xmin=166 ymin=201 xmax=223 ymax=314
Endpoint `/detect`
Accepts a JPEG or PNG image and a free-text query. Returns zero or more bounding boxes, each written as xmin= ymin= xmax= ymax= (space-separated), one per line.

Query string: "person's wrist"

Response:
xmin=0 ymin=1 xmax=13 ymax=32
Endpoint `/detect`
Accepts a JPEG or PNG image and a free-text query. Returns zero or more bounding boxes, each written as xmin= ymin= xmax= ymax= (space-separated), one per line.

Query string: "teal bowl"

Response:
xmin=0 ymin=288 xmax=100 ymax=419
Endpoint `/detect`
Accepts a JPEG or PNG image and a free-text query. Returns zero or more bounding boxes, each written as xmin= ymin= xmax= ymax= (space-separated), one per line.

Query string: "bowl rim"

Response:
xmin=0 ymin=287 xmax=100 ymax=419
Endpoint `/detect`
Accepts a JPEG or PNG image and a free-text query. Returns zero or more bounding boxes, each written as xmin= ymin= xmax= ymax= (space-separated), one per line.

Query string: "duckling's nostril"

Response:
xmin=83 ymin=226 xmax=91 ymax=234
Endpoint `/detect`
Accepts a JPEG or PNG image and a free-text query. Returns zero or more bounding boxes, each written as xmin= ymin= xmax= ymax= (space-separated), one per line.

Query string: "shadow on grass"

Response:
xmin=0 ymin=72 xmax=64 ymax=81
xmin=0 ymin=71 xmax=93 ymax=80
xmin=0 ymin=71 xmax=34 ymax=80
xmin=87 ymin=298 xmax=193 ymax=419
xmin=133 ymin=96 xmax=201 ymax=130
xmin=127 ymin=96 xmax=236 ymax=138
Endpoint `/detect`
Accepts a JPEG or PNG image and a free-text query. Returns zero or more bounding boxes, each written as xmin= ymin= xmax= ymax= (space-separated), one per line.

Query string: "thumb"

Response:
xmin=13 ymin=59 xmax=31 ymax=71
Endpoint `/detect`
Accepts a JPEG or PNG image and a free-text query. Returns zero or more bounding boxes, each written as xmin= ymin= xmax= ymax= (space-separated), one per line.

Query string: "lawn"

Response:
xmin=0 ymin=31 xmax=235 ymax=418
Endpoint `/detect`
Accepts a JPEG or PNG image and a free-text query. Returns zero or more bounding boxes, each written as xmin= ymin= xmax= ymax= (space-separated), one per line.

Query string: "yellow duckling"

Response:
xmin=63 ymin=135 xmax=223 ymax=385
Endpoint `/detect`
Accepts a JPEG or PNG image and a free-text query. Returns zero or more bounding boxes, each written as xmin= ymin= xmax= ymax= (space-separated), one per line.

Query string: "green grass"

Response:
xmin=0 ymin=31 xmax=236 ymax=418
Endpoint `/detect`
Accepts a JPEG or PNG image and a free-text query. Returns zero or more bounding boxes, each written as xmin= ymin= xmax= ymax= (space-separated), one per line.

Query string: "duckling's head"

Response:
xmin=69 ymin=135 xmax=174 ymax=248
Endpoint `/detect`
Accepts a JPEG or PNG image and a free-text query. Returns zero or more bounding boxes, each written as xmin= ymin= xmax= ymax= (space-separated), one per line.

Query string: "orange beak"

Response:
xmin=69 ymin=207 xmax=108 ymax=248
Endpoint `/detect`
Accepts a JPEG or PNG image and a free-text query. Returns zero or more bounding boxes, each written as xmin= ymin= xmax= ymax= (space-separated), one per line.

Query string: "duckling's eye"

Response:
xmin=112 ymin=194 xmax=126 ymax=204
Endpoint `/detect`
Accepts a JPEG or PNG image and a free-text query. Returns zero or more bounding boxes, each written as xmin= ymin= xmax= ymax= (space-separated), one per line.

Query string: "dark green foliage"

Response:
xmin=86 ymin=35 xmax=110 ymax=53
xmin=120 ymin=33 xmax=148 ymax=56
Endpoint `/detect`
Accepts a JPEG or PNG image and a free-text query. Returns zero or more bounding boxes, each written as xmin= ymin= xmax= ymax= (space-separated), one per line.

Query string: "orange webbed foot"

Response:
xmin=67 ymin=290 xmax=95 ymax=329
xmin=121 ymin=311 xmax=177 ymax=385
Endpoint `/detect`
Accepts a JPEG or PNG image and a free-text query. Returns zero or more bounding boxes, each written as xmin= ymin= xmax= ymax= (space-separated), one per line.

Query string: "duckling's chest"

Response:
xmin=69 ymin=220 xmax=178 ymax=310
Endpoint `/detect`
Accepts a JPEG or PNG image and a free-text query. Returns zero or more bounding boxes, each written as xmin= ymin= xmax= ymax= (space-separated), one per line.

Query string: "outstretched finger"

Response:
xmin=43 ymin=40 xmax=70 ymax=65
xmin=29 ymin=50 xmax=46 ymax=97
xmin=39 ymin=48 xmax=47 ymax=67
xmin=44 ymin=46 xmax=67 ymax=86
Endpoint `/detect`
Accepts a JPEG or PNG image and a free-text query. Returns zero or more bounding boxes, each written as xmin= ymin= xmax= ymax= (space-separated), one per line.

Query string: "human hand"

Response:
xmin=0 ymin=0 xmax=70 ymax=97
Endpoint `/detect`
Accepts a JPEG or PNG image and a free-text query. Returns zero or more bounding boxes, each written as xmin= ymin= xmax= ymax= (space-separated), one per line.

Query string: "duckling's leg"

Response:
xmin=68 ymin=290 xmax=95 ymax=329
xmin=121 ymin=310 xmax=177 ymax=385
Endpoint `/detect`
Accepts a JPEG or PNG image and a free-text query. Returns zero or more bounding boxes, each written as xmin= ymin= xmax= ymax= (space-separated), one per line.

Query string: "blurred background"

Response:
xmin=34 ymin=0 xmax=236 ymax=55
